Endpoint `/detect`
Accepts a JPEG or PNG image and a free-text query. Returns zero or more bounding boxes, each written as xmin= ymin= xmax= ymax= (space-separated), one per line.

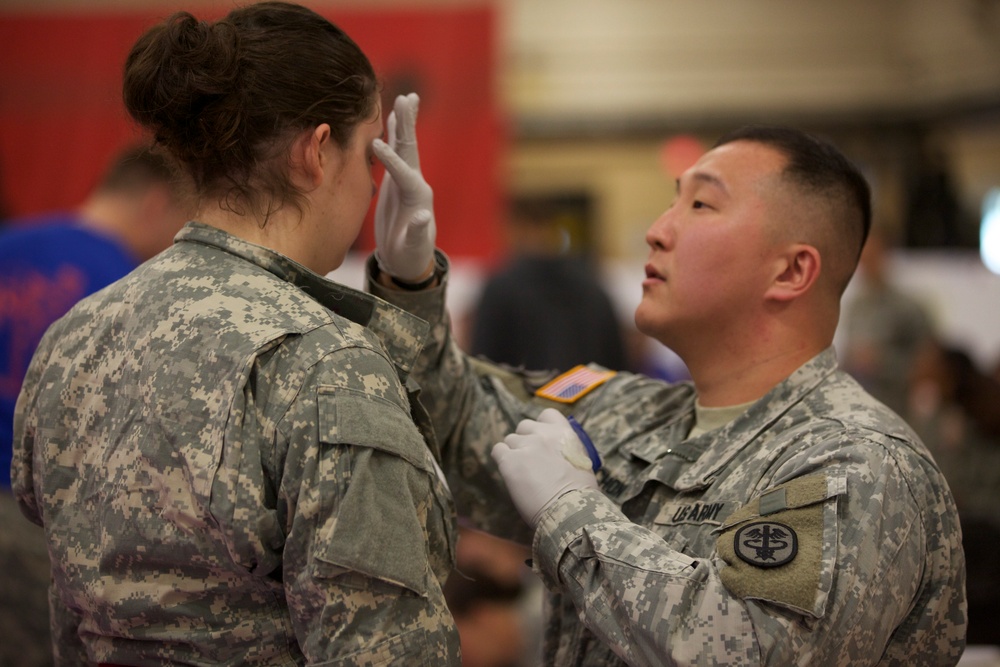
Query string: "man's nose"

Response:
xmin=645 ymin=209 xmax=674 ymax=250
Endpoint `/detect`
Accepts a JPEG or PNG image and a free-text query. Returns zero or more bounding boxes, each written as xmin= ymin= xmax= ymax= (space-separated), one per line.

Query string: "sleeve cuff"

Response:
xmin=366 ymin=250 xmax=450 ymax=326
xmin=531 ymin=486 xmax=630 ymax=590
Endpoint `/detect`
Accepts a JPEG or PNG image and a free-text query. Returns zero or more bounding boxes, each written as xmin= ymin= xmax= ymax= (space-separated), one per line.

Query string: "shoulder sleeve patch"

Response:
xmin=715 ymin=473 xmax=845 ymax=618
xmin=534 ymin=365 xmax=616 ymax=404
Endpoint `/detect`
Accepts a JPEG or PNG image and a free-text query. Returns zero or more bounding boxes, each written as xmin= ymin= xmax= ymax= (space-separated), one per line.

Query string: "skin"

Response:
xmin=79 ymin=181 xmax=191 ymax=263
xmin=635 ymin=140 xmax=830 ymax=407
xmin=198 ymin=98 xmax=383 ymax=276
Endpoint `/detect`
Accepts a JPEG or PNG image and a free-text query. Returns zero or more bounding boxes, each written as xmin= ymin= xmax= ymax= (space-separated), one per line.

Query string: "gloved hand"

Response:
xmin=371 ymin=92 xmax=436 ymax=282
xmin=491 ymin=408 xmax=600 ymax=528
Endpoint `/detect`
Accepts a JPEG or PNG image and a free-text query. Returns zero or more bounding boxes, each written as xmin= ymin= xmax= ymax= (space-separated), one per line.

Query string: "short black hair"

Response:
xmin=96 ymin=143 xmax=178 ymax=194
xmin=714 ymin=125 xmax=872 ymax=261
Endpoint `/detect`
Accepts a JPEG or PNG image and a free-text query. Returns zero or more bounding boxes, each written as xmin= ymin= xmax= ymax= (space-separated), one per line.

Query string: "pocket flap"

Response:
xmin=317 ymin=387 xmax=431 ymax=473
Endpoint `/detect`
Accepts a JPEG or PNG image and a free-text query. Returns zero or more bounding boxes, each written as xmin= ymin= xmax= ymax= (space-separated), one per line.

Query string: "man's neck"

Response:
xmin=77 ymin=197 xmax=133 ymax=251
xmin=685 ymin=339 xmax=825 ymax=408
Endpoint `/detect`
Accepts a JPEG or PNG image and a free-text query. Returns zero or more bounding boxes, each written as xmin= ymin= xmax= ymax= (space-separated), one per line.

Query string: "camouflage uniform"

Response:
xmin=369 ymin=253 xmax=967 ymax=667
xmin=12 ymin=223 xmax=460 ymax=666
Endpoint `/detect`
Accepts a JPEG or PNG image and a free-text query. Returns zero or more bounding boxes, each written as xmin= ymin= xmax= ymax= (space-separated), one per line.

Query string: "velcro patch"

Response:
xmin=534 ymin=365 xmax=616 ymax=404
xmin=714 ymin=473 xmax=843 ymax=618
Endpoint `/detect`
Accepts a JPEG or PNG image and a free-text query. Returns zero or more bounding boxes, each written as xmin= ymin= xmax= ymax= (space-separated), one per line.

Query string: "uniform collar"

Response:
xmin=670 ymin=348 xmax=840 ymax=491
xmin=174 ymin=222 xmax=430 ymax=375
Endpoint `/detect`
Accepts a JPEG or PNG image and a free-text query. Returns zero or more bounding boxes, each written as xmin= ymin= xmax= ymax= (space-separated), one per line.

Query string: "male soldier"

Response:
xmin=1 ymin=144 xmax=190 ymax=490
xmin=369 ymin=95 xmax=967 ymax=666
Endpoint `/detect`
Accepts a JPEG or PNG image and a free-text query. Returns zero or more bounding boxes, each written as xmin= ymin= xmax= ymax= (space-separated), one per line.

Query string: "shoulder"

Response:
xmin=796 ymin=368 xmax=914 ymax=438
xmin=585 ymin=369 xmax=695 ymax=413
xmin=544 ymin=367 xmax=694 ymax=444
xmin=779 ymin=372 xmax=953 ymax=508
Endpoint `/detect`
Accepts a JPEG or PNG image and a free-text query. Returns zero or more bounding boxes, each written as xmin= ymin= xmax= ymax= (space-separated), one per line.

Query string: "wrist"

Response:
xmin=374 ymin=259 xmax=439 ymax=291
xmin=389 ymin=271 xmax=437 ymax=291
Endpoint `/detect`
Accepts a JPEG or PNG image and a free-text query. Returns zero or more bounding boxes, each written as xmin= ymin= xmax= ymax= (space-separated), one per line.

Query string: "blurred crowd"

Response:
xmin=841 ymin=229 xmax=1000 ymax=647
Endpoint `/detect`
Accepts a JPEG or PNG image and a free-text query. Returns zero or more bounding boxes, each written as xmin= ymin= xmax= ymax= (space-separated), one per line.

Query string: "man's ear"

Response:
xmin=294 ymin=124 xmax=332 ymax=191
xmin=765 ymin=243 xmax=820 ymax=302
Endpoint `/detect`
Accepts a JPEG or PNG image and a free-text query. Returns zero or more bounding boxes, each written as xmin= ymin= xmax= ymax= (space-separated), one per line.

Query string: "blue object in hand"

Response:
xmin=566 ymin=415 xmax=602 ymax=473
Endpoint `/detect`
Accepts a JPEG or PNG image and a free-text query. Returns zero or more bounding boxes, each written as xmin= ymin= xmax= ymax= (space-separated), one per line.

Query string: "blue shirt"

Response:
xmin=1 ymin=216 xmax=137 ymax=488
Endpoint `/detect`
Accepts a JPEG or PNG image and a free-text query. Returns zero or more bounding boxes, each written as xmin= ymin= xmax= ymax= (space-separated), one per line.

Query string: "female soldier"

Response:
xmin=11 ymin=3 xmax=459 ymax=664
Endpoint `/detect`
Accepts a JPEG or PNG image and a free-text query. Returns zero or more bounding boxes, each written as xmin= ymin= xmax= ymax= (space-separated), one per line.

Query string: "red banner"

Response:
xmin=0 ymin=6 xmax=503 ymax=260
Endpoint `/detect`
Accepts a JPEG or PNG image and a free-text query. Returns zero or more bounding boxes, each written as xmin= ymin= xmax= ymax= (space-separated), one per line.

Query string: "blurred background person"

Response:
xmin=907 ymin=337 xmax=1000 ymax=646
xmin=469 ymin=198 xmax=626 ymax=373
xmin=0 ymin=144 xmax=189 ymax=667
xmin=0 ymin=143 xmax=191 ymax=489
xmin=463 ymin=198 xmax=623 ymax=663
xmin=840 ymin=227 xmax=936 ymax=416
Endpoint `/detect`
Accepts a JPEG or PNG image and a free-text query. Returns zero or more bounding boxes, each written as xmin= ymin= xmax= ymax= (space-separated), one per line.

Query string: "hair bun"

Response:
xmin=121 ymin=2 xmax=377 ymax=220
xmin=123 ymin=12 xmax=241 ymax=162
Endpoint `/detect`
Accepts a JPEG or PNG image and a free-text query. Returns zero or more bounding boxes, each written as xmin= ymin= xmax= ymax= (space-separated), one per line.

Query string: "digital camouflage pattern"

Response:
xmin=370 ymin=252 xmax=967 ymax=667
xmin=12 ymin=223 xmax=460 ymax=666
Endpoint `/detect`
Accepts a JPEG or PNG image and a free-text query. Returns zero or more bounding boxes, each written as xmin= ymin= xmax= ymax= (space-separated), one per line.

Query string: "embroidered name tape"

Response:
xmin=535 ymin=365 xmax=616 ymax=404
xmin=656 ymin=500 xmax=733 ymax=527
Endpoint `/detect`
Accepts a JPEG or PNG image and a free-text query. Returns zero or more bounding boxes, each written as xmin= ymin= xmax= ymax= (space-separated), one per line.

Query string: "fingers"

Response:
xmin=372 ymin=139 xmax=418 ymax=188
xmin=490 ymin=441 xmax=510 ymax=464
xmin=389 ymin=93 xmax=421 ymax=170
xmin=515 ymin=418 xmax=542 ymax=436
xmin=514 ymin=409 xmax=568 ymax=436
xmin=393 ymin=93 xmax=420 ymax=145
xmin=385 ymin=110 xmax=397 ymax=151
xmin=503 ymin=433 xmax=534 ymax=450
xmin=537 ymin=408 xmax=567 ymax=424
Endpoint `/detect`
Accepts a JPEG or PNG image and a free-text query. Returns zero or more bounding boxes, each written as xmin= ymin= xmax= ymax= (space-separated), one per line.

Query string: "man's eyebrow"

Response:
xmin=677 ymin=171 xmax=728 ymax=195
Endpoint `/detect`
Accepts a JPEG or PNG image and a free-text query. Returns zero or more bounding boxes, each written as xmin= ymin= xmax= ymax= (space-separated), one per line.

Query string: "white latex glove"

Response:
xmin=491 ymin=408 xmax=601 ymax=528
xmin=371 ymin=92 xmax=436 ymax=282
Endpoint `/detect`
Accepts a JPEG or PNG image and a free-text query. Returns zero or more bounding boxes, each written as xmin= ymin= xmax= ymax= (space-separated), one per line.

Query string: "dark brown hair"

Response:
xmin=123 ymin=2 xmax=378 ymax=220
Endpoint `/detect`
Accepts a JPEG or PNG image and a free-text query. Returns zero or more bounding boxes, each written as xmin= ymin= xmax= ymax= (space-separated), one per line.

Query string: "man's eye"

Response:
xmin=692 ymin=200 xmax=708 ymax=209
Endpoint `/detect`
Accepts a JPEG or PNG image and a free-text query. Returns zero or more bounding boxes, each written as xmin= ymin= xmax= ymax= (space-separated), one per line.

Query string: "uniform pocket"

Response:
xmin=313 ymin=387 xmax=448 ymax=597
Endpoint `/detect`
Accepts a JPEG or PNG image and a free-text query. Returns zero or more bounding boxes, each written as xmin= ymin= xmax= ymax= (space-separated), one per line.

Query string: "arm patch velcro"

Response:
xmin=714 ymin=473 xmax=845 ymax=618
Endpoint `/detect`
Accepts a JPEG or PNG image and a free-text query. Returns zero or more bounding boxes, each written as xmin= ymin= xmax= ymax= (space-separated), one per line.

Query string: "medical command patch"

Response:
xmin=534 ymin=365 xmax=616 ymax=403
xmin=734 ymin=521 xmax=798 ymax=568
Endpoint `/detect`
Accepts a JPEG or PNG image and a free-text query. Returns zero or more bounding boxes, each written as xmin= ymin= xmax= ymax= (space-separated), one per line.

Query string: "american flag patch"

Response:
xmin=535 ymin=365 xmax=617 ymax=403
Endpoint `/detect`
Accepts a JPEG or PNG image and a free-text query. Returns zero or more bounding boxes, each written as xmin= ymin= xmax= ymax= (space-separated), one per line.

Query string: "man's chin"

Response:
xmin=633 ymin=304 xmax=659 ymax=338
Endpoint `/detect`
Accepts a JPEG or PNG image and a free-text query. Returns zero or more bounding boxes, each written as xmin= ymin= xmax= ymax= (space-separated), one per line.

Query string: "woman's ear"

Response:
xmin=293 ymin=124 xmax=332 ymax=191
xmin=765 ymin=243 xmax=821 ymax=302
